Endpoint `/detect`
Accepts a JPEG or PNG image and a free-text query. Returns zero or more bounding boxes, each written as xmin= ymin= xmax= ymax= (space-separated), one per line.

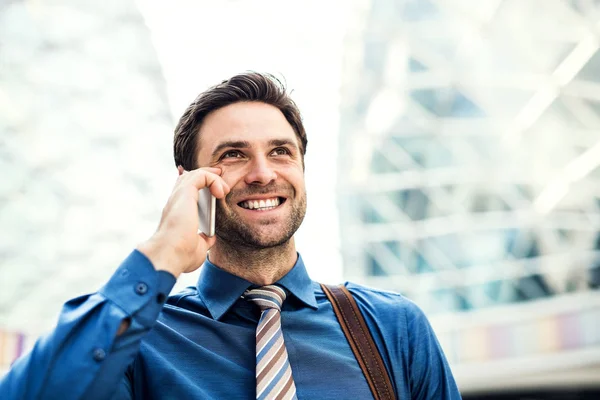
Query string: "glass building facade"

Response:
xmin=337 ymin=0 xmax=600 ymax=393
xmin=0 ymin=0 xmax=173 ymax=374
xmin=339 ymin=0 xmax=600 ymax=311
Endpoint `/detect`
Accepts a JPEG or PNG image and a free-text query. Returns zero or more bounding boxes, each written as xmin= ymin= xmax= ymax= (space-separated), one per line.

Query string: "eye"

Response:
xmin=221 ymin=150 xmax=243 ymax=159
xmin=271 ymin=147 xmax=290 ymax=156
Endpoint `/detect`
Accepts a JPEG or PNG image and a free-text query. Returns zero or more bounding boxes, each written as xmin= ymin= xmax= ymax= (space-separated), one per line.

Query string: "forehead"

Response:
xmin=197 ymin=102 xmax=297 ymax=155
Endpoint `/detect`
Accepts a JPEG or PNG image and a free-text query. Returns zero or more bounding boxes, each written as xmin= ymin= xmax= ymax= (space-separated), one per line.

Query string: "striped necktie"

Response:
xmin=244 ymin=285 xmax=298 ymax=400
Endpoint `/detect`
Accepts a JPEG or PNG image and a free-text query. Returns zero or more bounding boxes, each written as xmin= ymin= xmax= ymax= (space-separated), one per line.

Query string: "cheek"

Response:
xmin=219 ymin=166 xmax=245 ymax=188
xmin=281 ymin=168 xmax=305 ymax=191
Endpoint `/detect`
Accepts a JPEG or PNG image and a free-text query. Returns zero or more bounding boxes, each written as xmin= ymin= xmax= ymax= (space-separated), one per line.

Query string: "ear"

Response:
xmin=177 ymin=165 xmax=185 ymax=176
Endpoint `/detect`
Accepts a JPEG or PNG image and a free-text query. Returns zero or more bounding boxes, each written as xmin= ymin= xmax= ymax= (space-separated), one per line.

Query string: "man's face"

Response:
xmin=196 ymin=101 xmax=307 ymax=249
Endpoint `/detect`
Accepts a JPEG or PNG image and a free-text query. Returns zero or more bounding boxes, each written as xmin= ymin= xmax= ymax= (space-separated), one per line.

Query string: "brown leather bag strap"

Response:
xmin=321 ymin=283 xmax=397 ymax=400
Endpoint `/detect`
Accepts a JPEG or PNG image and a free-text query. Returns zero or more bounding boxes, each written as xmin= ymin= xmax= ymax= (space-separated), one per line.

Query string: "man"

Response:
xmin=0 ymin=72 xmax=461 ymax=399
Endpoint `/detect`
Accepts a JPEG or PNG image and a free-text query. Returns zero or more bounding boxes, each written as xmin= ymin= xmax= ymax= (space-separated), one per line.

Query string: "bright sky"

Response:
xmin=135 ymin=0 xmax=349 ymax=287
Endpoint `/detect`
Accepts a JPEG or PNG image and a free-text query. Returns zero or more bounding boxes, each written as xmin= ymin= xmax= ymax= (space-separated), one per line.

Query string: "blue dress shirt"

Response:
xmin=0 ymin=250 xmax=461 ymax=399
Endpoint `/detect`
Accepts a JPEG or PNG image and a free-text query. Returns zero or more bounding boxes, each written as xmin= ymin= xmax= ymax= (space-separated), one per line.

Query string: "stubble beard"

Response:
xmin=214 ymin=188 xmax=307 ymax=250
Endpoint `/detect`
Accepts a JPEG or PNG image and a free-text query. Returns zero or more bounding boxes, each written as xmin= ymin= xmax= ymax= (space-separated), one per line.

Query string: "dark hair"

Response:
xmin=173 ymin=72 xmax=307 ymax=170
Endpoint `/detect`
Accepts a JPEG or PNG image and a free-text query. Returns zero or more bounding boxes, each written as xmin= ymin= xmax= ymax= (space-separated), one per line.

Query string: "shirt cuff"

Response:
xmin=99 ymin=250 xmax=176 ymax=326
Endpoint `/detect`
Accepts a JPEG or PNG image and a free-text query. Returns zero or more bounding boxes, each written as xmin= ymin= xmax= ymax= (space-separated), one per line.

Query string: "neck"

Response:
xmin=208 ymin=238 xmax=298 ymax=285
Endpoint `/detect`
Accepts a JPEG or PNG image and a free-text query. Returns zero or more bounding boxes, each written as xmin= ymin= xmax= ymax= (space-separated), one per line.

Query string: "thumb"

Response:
xmin=199 ymin=233 xmax=217 ymax=253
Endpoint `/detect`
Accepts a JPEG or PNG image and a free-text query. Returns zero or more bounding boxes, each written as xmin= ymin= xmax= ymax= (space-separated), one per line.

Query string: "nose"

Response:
xmin=244 ymin=157 xmax=277 ymax=186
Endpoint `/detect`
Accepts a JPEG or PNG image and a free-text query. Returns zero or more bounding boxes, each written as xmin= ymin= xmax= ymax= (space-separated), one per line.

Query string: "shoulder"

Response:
xmin=165 ymin=286 xmax=198 ymax=307
xmin=344 ymin=282 xmax=425 ymax=319
xmin=317 ymin=281 xmax=427 ymax=326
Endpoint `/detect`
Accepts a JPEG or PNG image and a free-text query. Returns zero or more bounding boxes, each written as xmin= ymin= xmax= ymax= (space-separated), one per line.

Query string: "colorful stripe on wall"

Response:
xmin=0 ymin=329 xmax=29 ymax=370
xmin=438 ymin=306 xmax=600 ymax=364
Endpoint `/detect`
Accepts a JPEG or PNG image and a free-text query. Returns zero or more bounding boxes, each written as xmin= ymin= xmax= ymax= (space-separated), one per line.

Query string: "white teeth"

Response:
xmin=240 ymin=197 xmax=281 ymax=210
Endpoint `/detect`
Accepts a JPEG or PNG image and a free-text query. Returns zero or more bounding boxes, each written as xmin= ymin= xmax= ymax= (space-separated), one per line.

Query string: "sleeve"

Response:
xmin=406 ymin=302 xmax=462 ymax=400
xmin=0 ymin=250 xmax=176 ymax=400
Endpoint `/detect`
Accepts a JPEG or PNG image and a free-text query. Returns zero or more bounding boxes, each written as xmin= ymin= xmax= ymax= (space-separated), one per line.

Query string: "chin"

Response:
xmin=215 ymin=201 xmax=305 ymax=250
xmin=243 ymin=230 xmax=293 ymax=249
xmin=260 ymin=236 xmax=293 ymax=248
xmin=215 ymin=226 xmax=294 ymax=250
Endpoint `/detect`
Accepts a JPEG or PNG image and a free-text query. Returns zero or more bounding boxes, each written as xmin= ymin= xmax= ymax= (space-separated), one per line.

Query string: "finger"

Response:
xmin=187 ymin=170 xmax=229 ymax=198
xmin=209 ymin=179 xmax=230 ymax=198
xmin=198 ymin=233 xmax=217 ymax=255
xmin=200 ymin=167 xmax=223 ymax=175
xmin=185 ymin=166 xmax=222 ymax=176
xmin=207 ymin=177 xmax=230 ymax=199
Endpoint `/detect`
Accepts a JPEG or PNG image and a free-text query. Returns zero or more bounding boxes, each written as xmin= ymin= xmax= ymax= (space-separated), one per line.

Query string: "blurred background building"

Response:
xmin=0 ymin=0 xmax=176 ymax=376
xmin=338 ymin=0 xmax=600 ymax=397
xmin=1 ymin=0 xmax=600 ymax=398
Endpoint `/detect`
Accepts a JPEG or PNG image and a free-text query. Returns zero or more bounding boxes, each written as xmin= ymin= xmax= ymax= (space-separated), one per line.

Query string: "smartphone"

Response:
xmin=198 ymin=188 xmax=216 ymax=237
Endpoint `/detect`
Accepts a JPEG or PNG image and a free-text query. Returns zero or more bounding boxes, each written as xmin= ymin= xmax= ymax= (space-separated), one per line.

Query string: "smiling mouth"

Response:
xmin=238 ymin=197 xmax=285 ymax=211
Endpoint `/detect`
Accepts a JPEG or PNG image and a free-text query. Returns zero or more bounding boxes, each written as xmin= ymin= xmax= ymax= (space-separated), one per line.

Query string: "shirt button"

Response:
xmin=93 ymin=348 xmax=106 ymax=362
xmin=135 ymin=282 xmax=148 ymax=295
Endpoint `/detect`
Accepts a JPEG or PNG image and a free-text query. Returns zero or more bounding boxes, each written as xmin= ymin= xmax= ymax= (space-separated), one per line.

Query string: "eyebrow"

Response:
xmin=269 ymin=139 xmax=298 ymax=149
xmin=210 ymin=138 xmax=299 ymax=160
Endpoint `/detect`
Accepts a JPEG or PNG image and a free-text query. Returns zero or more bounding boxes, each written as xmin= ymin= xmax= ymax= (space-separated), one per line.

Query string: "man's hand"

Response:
xmin=136 ymin=167 xmax=230 ymax=279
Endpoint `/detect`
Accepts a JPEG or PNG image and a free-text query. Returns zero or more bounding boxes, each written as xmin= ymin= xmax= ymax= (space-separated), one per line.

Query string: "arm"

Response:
xmin=406 ymin=302 xmax=462 ymax=399
xmin=0 ymin=250 xmax=175 ymax=400
xmin=0 ymin=167 xmax=230 ymax=400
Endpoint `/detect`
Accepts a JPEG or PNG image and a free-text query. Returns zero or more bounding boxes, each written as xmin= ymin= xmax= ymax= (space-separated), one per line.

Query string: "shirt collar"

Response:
xmin=196 ymin=252 xmax=318 ymax=320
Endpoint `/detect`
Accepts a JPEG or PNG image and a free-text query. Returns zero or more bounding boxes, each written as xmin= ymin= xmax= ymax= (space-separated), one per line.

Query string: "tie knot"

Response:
xmin=244 ymin=285 xmax=287 ymax=311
